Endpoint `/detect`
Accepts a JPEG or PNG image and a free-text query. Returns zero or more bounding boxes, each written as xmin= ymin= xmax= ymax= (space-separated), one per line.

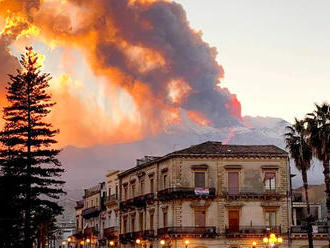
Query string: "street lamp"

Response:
xmin=61 ymin=241 xmax=66 ymax=248
xmin=109 ymin=240 xmax=115 ymax=246
xmin=67 ymin=237 xmax=72 ymax=248
xmin=136 ymin=238 xmax=141 ymax=245
xmin=252 ymin=241 xmax=257 ymax=248
xmin=184 ymin=239 xmax=190 ymax=248
xmin=160 ymin=239 xmax=166 ymax=246
xmin=263 ymin=233 xmax=283 ymax=247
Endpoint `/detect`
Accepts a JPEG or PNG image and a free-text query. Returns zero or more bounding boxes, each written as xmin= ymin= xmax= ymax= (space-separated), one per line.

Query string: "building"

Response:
xmin=72 ymin=141 xmax=329 ymax=248
xmin=81 ymin=182 xmax=106 ymax=247
xmin=118 ymin=141 xmax=291 ymax=248
xmin=291 ymin=185 xmax=328 ymax=247
xmin=103 ymin=170 xmax=121 ymax=247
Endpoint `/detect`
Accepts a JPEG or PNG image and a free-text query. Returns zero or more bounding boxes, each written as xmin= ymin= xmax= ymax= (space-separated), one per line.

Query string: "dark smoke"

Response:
xmin=70 ymin=0 xmax=242 ymax=127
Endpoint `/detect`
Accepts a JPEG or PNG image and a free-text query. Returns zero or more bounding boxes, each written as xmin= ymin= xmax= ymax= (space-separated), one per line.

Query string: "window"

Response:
xmin=131 ymin=216 xmax=135 ymax=232
xmin=163 ymin=174 xmax=167 ymax=189
xmin=163 ymin=211 xmax=167 ymax=227
xmin=139 ymin=212 xmax=144 ymax=231
xmin=140 ymin=179 xmax=145 ymax=194
xmin=115 ymin=185 xmax=118 ymax=197
xmin=150 ymin=178 xmax=154 ymax=193
xmin=150 ymin=213 xmax=154 ymax=229
xmin=264 ymin=172 xmax=276 ymax=190
xmin=123 ymin=217 xmax=127 ymax=233
xmin=265 ymin=211 xmax=276 ymax=226
xmin=108 ymin=187 xmax=111 ymax=196
xmin=131 ymin=184 xmax=136 ymax=198
xmin=195 ymin=209 xmax=206 ymax=227
xmin=228 ymin=172 xmax=239 ymax=194
xmin=124 ymin=186 xmax=128 ymax=200
xmin=194 ymin=172 xmax=206 ymax=188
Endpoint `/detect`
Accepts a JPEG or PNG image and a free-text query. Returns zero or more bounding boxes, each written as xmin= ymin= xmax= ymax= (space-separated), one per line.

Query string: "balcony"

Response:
xmin=119 ymin=231 xmax=143 ymax=243
xmin=84 ymin=227 xmax=99 ymax=236
xmin=105 ymin=194 xmax=119 ymax=206
xmin=222 ymin=187 xmax=283 ymax=200
xmin=82 ymin=207 xmax=100 ymax=219
xmin=157 ymin=187 xmax=216 ymax=201
xmin=143 ymin=230 xmax=155 ymax=239
xmin=225 ymin=226 xmax=281 ymax=237
xmin=157 ymin=226 xmax=217 ymax=238
xmin=120 ymin=193 xmax=155 ymax=210
xmin=103 ymin=226 xmax=119 ymax=238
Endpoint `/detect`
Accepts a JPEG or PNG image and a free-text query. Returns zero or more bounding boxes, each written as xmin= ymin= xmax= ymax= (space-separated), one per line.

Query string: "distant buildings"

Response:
xmin=70 ymin=141 xmax=329 ymax=248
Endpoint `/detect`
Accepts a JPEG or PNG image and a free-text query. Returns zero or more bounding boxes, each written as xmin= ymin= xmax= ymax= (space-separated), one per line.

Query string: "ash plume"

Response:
xmin=0 ymin=0 xmax=243 ymax=146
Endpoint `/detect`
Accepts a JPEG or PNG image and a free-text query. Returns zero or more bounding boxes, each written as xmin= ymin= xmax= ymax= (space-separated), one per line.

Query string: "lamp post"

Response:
xmin=109 ymin=240 xmax=115 ymax=247
xmin=184 ymin=239 xmax=189 ymax=248
xmin=67 ymin=237 xmax=72 ymax=248
xmin=263 ymin=233 xmax=283 ymax=247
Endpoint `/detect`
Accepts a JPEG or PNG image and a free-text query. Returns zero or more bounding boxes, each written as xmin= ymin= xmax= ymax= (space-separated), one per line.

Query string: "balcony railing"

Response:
xmin=83 ymin=227 xmax=99 ymax=236
xmin=157 ymin=226 xmax=217 ymax=237
xmin=291 ymin=225 xmax=328 ymax=234
xmin=222 ymin=187 xmax=282 ymax=199
xmin=103 ymin=226 xmax=119 ymax=238
xmin=119 ymin=231 xmax=143 ymax=243
xmin=143 ymin=230 xmax=155 ymax=239
xmin=157 ymin=187 xmax=216 ymax=201
xmin=225 ymin=226 xmax=281 ymax=237
xmin=82 ymin=207 xmax=100 ymax=218
xmin=120 ymin=193 xmax=155 ymax=210
xmin=105 ymin=194 xmax=119 ymax=205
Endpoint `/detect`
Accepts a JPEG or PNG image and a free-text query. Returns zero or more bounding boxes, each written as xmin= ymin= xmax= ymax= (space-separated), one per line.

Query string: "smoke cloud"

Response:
xmin=0 ymin=0 xmax=243 ymax=146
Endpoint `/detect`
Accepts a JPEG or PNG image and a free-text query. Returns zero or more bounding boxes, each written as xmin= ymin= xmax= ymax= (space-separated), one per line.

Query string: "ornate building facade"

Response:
xmin=118 ymin=141 xmax=291 ymax=248
xmin=71 ymin=141 xmax=329 ymax=248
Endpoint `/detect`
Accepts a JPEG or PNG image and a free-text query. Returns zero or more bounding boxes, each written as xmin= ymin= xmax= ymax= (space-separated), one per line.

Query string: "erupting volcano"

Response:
xmin=0 ymin=0 xmax=243 ymax=147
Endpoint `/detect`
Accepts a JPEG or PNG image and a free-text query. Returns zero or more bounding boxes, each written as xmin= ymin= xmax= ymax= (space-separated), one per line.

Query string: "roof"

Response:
xmin=170 ymin=141 xmax=288 ymax=157
xmin=118 ymin=141 xmax=288 ymax=178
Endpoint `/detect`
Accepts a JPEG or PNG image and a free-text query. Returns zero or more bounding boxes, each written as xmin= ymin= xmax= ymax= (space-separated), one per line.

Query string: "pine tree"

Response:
xmin=0 ymin=47 xmax=65 ymax=248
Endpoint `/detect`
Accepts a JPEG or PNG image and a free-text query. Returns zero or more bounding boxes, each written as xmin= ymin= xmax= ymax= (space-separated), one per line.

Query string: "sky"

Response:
xmin=174 ymin=0 xmax=330 ymax=122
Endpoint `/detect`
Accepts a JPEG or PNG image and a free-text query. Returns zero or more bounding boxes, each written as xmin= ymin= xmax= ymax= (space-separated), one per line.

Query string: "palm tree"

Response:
xmin=305 ymin=103 xmax=330 ymax=244
xmin=285 ymin=118 xmax=313 ymax=248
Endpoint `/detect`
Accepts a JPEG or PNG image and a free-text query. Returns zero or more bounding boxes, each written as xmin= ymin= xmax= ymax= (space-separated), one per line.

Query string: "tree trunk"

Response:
xmin=24 ymin=78 xmax=32 ymax=248
xmin=322 ymin=158 xmax=330 ymax=248
xmin=302 ymin=167 xmax=314 ymax=248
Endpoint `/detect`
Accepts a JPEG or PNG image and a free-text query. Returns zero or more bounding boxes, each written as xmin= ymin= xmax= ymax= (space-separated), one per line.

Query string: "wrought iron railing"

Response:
xmin=82 ymin=207 xmax=100 ymax=218
xmin=105 ymin=194 xmax=118 ymax=204
xmin=291 ymin=225 xmax=328 ymax=234
xmin=103 ymin=226 xmax=119 ymax=237
xmin=157 ymin=187 xmax=216 ymax=201
xmin=225 ymin=225 xmax=281 ymax=235
xmin=157 ymin=226 xmax=216 ymax=237
xmin=120 ymin=193 xmax=155 ymax=209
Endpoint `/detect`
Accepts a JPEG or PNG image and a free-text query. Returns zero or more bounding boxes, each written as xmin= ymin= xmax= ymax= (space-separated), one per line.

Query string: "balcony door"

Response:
xmin=195 ymin=209 xmax=206 ymax=227
xmin=228 ymin=172 xmax=239 ymax=194
xmin=228 ymin=210 xmax=239 ymax=232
